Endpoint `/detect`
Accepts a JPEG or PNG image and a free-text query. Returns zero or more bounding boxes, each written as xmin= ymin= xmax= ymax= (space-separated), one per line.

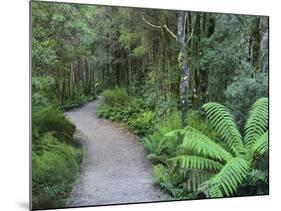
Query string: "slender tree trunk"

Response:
xmin=128 ymin=48 xmax=131 ymax=95
xmin=177 ymin=11 xmax=189 ymax=126
xmin=92 ymin=60 xmax=95 ymax=96
xmin=251 ymin=17 xmax=261 ymax=73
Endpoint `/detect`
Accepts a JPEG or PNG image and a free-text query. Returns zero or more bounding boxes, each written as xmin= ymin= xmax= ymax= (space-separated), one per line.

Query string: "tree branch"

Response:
xmin=142 ymin=16 xmax=178 ymax=40
xmin=185 ymin=28 xmax=194 ymax=46
xmin=185 ymin=15 xmax=197 ymax=46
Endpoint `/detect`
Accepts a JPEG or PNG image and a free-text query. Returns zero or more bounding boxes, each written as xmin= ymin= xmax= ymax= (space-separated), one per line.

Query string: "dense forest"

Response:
xmin=32 ymin=1 xmax=269 ymax=209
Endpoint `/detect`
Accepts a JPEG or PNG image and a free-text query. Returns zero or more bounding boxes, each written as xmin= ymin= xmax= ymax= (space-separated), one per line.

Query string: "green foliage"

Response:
xmin=127 ymin=111 xmax=156 ymax=135
xmin=143 ymin=110 xmax=217 ymax=160
xmin=32 ymin=76 xmax=57 ymax=107
xmin=101 ymin=87 xmax=129 ymax=107
xmin=200 ymin=157 xmax=250 ymax=197
xmin=97 ymin=89 xmax=155 ymax=136
xmin=202 ymin=102 xmax=244 ymax=156
xmin=32 ymin=133 xmax=82 ymax=209
xmin=153 ymin=164 xmax=195 ymax=200
xmin=168 ymin=98 xmax=268 ymax=198
xmin=224 ymin=71 xmax=268 ymax=126
xmin=32 ymin=106 xmax=76 ymax=145
xmin=62 ymin=95 xmax=95 ymax=111
xmin=32 ymin=96 xmax=82 ymax=209
xmin=244 ymin=98 xmax=268 ymax=149
xmin=142 ymin=111 xmax=182 ymax=158
xmin=179 ymin=127 xmax=233 ymax=162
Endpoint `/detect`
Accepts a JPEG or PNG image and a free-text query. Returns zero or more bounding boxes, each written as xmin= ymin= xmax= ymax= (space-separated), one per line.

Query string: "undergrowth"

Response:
xmin=32 ymin=104 xmax=83 ymax=209
xmin=96 ymin=88 xmax=156 ymax=136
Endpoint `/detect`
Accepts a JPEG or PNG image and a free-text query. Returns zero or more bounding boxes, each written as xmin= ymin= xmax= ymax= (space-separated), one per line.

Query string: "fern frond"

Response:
xmin=244 ymin=98 xmax=268 ymax=149
xmin=142 ymin=136 xmax=155 ymax=154
xmin=250 ymin=131 xmax=268 ymax=158
xmin=164 ymin=129 xmax=186 ymax=138
xmin=186 ymin=170 xmax=215 ymax=192
xmin=248 ymin=169 xmax=268 ymax=185
xmin=168 ymin=155 xmax=224 ymax=171
xmin=180 ymin=127 xmax=233 ymax=162
xmin=200 ymin=157 xmax=250 ymax=197
xmin=202 ymin=102 xmax=244 ymax=156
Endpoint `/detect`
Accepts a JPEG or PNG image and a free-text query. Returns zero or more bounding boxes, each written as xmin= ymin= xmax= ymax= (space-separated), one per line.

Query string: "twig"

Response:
xmin=142 ymin=16 xmax=178 ymax=40
xmin=184 ymin=15 xmax=197 ymax=46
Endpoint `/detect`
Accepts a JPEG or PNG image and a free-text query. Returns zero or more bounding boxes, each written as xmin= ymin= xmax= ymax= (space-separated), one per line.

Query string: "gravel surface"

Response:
xmin=65 ymin=99 xmax=169 ymax=207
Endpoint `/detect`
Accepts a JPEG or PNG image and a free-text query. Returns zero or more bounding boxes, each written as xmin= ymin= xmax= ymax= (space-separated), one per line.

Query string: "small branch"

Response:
xmin=184 ymin=15 xmax=197 ymax=46
xmin=142 ymin=16 xmax=162 ymax=28
xmin=163 ymin=24 xmax=178 ymax=40
xmin=185 ymin=28 xmax=194 ymax=46
xmin=142 ymin=16 xmax=178 ymax=40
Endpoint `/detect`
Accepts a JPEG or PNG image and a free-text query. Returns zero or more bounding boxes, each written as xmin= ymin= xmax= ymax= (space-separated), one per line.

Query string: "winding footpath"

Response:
xmin=65 ymin=99 xmax=168 ymax=207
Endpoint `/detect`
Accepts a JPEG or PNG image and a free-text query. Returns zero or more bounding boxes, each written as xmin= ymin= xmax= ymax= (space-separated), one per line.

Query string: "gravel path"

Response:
xmin=65 ymin=99 xmax=168 ymax=207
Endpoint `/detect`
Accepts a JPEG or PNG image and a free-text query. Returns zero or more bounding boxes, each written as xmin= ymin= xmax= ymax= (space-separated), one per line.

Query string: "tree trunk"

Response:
xmin=177 ymin=11 xmax=189 ymax=126
xmin=251 ymin=17 xmax=261 ymax=73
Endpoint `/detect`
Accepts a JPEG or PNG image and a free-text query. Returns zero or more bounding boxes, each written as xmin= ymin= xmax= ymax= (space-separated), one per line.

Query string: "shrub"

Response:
xmin=97 ymin=94 xmax=155 ymax=136
xmin=32 ymin=105 xmax=82 ymax=209
xmin=62 ymin=94 xmax=94 ymax=111
xmin=142 ymin=111 xmax=182 ymax=159
xmin=142 ymin=110 xmax=216 ymax=159
xmin=153 ymin=164 xmax=195 ymax=200
xmin=32 ymin=133 xmax=82 ymax=209
xmin=32 ymin=106 xmax=76 ymax=145
xmin=101 ymin=87 xmax=129 ymax=107
xmin=127 ymin=111 xmax=156 ymax=136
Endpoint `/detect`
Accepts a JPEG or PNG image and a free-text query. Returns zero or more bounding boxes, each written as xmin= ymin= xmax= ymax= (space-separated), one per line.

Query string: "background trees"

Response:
xmin=32 ymin=2 xmax=268 ymax=123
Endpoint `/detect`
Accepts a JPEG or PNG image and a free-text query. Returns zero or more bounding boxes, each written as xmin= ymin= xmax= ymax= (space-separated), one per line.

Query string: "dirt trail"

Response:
xmin=65 ymin=99 xmax=168 ymax=207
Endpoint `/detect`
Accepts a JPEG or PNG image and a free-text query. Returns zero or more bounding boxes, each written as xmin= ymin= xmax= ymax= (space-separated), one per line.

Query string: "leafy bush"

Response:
xmin=224 ymin=71 xmax=268 ymax=127
xmin=142 ymin=111 xmax=182 ymax=159
xmin=62 ymin=94 xmax=94 ymax=111
xmin=153 ymin=164 xmax=195 ymax=200
xmin=127 ymin=111 xmax=156 ymax=135
xmin=97 ymin=91 xmax=155 ymax=136
xmin=101 ymin=87 xmax=129 ymax=107
xmin=142 ymin=110 xmax=216 ymax=159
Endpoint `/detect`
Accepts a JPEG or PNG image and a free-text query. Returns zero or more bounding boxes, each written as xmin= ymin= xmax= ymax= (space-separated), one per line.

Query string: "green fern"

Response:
xmin=168 ymin=155 xmax=223 ymax=171
xmin=199 ymin=157 xmax=250 ymax=197
xmin=168 ymin=97 xmax=268 ymax=198
xmin=202 ymin=102 xmax=244 ymax=156
xmin=250 ymin=131 xmax=268 ymax=158
xmin=248 ymin=169 xmax=268 ymax=185
xmin=180 ymin=127 xmax=233 ymax=162
xmin=244 ymin=98 xmax=268 ymax=149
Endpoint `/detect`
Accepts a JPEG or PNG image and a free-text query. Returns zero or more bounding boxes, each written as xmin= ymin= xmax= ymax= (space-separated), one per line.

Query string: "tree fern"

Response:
xmin=248 ymin=169 xmax=268 ymax=185
xmin=168 ymin=155 xmax=223 ymax=171
xmin=200 ymin=157 xmax=250 ymax=197
xmin=185 ymin=170 xmax=215 ymax=193
xmin=179 ymin=127 xmax=233 ymax=162
xmin=203 ymin=102 xmax=244 ymax=156
xmin=168 ymin=98 xmax=268 ymax=198
xmin=244 ymin=98 xmax=268 ymax=149
xmin=250 ymin=131 xmax=268 ymax=158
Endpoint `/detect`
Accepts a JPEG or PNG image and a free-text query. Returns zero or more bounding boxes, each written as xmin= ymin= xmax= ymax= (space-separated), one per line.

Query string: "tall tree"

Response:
xmin=142 ymin=11 xmax=194 ymax=126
